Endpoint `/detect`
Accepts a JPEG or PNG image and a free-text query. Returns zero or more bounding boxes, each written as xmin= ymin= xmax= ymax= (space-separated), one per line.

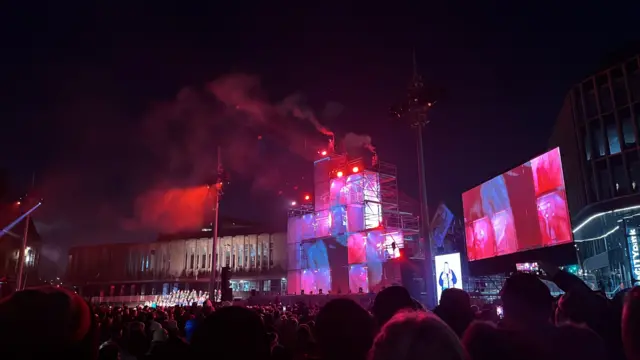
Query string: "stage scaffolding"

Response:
xmin=301 ymin=155 xmax=420 ymax=243
xmin=286 ymin=154 xmax=422 ymax=295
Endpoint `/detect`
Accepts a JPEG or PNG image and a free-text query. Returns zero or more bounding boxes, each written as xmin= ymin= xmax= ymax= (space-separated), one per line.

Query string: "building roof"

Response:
xmin=156 ymin=216 xmax=282 ymax=242
xmin=67 ymin=216 xmax=284 ymax=253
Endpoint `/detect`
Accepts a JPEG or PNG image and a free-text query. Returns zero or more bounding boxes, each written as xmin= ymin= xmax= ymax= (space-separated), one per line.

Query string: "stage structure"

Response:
xmin=287 ymin=150 xmax=420 ymax=295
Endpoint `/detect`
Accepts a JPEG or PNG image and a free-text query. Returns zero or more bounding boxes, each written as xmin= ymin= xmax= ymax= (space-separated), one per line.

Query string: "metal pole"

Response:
xmin=17 ymin=174 xmax=36 ymax=291
xmin=416 ymin=116 xmax=436 ymax=309
xmin=16 ymin=212 xmax=30 ymax=291
xmin=209 ymin=189 xmax=220 ymax=295
xmin=208 ymin=146 xmax=223 ymax=297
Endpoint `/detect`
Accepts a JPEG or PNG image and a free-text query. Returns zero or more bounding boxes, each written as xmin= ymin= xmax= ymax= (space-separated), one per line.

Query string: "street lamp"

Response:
xmin=389 ymin=50 xmax=444 ymax=309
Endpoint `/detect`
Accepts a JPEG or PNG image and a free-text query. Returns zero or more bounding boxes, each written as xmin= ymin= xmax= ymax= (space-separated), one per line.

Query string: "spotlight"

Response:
xmin=352 ymin=166 xmax=359 ymax=173
xmin=304 ymin=195 xmax=310 ymax=201
xmin=321 ymin=150 xmax=327 ymax=156
xmin=291 ymin=201 xmax=297 ymax=206
xmin=336 ymin=171 xmax=344 ymax=178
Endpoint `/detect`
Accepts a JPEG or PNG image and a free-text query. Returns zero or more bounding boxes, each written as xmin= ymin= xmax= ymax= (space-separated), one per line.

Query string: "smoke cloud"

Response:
xmin=280 ymin=93 xmax=334 ymax=136
xmin=124 ymin=186 xmax=212 ymax=233
xmin=343 ymin=132 xmax=376 ymax=154
xmin=36 ymin=71 xmax=336 ymax=244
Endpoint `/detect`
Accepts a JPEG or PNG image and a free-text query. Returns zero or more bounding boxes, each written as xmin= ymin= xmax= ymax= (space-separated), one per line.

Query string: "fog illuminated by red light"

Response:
xmin=352 ymin=166 xmax=359 ymax=173
xmin=336 ymin=171 xmax=344 ymax=178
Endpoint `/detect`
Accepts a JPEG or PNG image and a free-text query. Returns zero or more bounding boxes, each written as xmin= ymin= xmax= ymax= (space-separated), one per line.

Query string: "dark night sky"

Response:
xmin=1 ymin=2 xmax=639 ymax=264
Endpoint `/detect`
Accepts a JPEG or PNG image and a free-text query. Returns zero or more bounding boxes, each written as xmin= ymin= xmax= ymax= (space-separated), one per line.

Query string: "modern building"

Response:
xmin=550 ymin=49 xmax=640 ymax=290
xmin=66 ymin=217 xmax=287 ymax=301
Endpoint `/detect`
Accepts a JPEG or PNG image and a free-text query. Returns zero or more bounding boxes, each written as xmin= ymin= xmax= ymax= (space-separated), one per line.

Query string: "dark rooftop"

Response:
xmin=155 ymin=216 xmax=283 ymax=242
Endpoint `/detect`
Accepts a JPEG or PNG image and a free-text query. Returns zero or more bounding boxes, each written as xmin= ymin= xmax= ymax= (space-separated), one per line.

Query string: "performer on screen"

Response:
xmin=438 ymin=262 xmax=458 ymax=291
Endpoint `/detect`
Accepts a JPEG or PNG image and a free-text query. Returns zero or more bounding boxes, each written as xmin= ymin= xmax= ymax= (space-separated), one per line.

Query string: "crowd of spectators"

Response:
xmin=0 ymin=262 xmax=638 ymax=360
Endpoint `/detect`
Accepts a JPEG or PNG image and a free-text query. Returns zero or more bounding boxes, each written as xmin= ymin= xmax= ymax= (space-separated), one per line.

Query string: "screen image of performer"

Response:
xmin=438 ymin=262 xmax=458 ymax=291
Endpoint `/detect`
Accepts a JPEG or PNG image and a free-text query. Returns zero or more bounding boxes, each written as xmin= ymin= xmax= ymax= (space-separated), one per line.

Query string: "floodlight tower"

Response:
xmin=390 ymin=50 xmax=441 ymax=309
xmin=208 ymin=146 xmax=226 ymax=296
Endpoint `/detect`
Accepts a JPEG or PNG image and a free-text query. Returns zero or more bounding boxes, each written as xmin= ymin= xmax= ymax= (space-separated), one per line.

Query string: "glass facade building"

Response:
xmin=550 ymin=53 xmax=640 ymax=291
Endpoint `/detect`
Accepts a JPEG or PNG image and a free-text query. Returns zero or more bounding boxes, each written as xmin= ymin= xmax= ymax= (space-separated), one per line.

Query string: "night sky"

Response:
xmin=1 ymin=3 xmax=639 ymax=266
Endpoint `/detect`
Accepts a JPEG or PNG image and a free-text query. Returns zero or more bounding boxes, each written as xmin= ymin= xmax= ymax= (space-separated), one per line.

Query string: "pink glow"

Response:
xmin=349 ymin=265 xmax=368 ymax=293
xmin=531 ymin=147 xmax=565 ymax=196
xmin=491 ymin=209 xmax=517 ymax=255
xmin=467 ymin=217 xmax=495 ymax=261
xmin=537 ymin=191 xmax=571 ymax=247
xmin=348 ymin=233 xmax=366 ymax=264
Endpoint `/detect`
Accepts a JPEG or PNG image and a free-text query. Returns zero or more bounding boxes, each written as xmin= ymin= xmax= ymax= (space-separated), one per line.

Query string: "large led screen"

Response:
xmin=435 ymin=252 xmax=463 ymax=304
xmin=462 ymin=147 xmax=572 ymax=261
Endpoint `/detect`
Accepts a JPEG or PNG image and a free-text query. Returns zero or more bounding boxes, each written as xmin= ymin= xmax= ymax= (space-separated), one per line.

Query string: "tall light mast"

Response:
xmin=208 ymin=146 xmax=224 ymax=296
xmin=390 ymin=50 xmax=441 ymax=309
xmin=17 ymin=174 xmax=37 ymax=290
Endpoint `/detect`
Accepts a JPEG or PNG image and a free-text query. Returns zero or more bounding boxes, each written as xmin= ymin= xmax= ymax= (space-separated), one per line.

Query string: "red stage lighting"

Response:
xmin=291 ymin=201 xmax=297 ymax=206
xmin=321 ymin=150 xmax=327 ymax=156
xmin=336 ymin=171 xmax=344 ymax=178
xmin=304 ymin=195 xmax=310 ymax=201
xmin=352 ymin=166 xmax=359 ymax=173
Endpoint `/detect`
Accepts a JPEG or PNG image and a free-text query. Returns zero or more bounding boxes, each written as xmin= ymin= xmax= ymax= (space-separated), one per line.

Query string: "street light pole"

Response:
xmin=390 ymin=50 xmax=439 ymax=309
xmin=16 ymin=211 xmax=31 ymax=291
xmin=17 ymin=174 xmax=36 ymax=291
xmin=208 ymin=146 xmax=224 ymax=298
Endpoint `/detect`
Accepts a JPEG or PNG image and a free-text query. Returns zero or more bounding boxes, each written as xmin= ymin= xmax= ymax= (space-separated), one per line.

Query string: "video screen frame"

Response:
xmin=462 ymin=147 xmax=573 ymax=261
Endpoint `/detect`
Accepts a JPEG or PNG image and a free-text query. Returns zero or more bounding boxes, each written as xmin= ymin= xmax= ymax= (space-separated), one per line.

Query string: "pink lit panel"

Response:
xmin=315 ymin=210 xmax=331 ymax=238
xmin=536 ymin=191 xmax=572 ymax=248
xmin=347 ymin=204 xmax=364 ymax=233
xmin=330 ymin=178 xmax=347 ymax=207
xmin=348 ymin=264 xmax=369 ymax=293
xmin=330 ymin=206 xmax=347 ymax=235
xmin=287 ymin=217 xmax=301 ymax=245
xmin=348 ymin=232 xmax=366 ymax=264
xmin=287 ymin=270 xmax=301 ymax=295
xmin=366 ymin=231 xmax=385 ymax=263
xmin=301 ymin=268 xmax=331 ymax=294
xmin=491 ymin=209 xmax=518 ymax=255
xmin=345 ymin=174 xmax=364 ymax=204
xmin=299 ymin=214 xmax=316 ymax=241
xmin=530 ymin=147 xmax=565 ymax=196
xmin=467 ymin=217 xmax=495 ymax=261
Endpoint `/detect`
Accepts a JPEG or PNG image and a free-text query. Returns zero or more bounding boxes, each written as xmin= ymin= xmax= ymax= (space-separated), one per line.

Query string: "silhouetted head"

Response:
xmin=0 ymin=286 xmax=97 ymax=360
xmin=370 ymin=311 xmax=466 ymax=360
xmin=315 ymin=298 xmax=374 ymax=360
xmin=434 ymin=288 xmax=474 ymax=337
xmin=372 ymin=286 xmax=415 ymax=327
xmin=500 ymin=272 xmax=552 ymax=328
xmin=190 ymin=306 xmax=269 ymax=360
